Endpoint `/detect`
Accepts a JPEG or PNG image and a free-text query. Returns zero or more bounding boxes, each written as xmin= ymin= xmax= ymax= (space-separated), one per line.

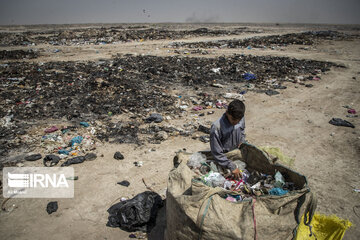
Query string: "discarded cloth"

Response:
xmin=44 ymin=126 xmax=59 ymax=133
xmin=106 ymin=191 xmax=163 ymax=232
xmin=58 ymin=149 xmax=70 ymax=155
xmin=329 ymin=118 xmax=355 ymax=128
xmin=269 ymin=187 xmax=289 ymax=196
xmin=70 ymin=136 xmax=83 ymax=146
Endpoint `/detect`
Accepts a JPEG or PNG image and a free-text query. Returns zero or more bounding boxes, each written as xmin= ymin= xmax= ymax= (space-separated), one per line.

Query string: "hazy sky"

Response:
xmin=0 ymin=0 xmax=359 ymax=25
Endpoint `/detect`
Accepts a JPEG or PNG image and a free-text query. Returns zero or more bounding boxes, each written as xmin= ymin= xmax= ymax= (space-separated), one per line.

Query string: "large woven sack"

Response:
xmin=166 ymin=143 xmax=316 ymax=240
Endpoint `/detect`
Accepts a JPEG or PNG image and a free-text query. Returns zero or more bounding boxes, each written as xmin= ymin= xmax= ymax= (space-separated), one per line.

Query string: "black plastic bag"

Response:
xmin=329 ymin=118 xmax=355 ymax=128
xmin=25 ymin=153 xmax=42 ymax=161
xmin=43 ymin=155 xmax=60 ymax=167
xmin=46 ymin=201 xmax=58 ymax=214
xmin=61 ymin=156 xmax=85 ymax=167
xmin=106 ymin=191 xmax=163 ymax=232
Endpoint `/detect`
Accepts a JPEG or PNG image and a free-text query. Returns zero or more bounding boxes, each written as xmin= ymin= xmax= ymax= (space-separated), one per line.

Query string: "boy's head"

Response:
xmin=226 ymin=99 xmax=245 ymax=125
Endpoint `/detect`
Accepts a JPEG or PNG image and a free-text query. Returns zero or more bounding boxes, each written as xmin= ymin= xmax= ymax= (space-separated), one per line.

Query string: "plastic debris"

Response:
xmin=46 ymin=201 xmax=58 ymax=214
xmin=114 ymin=151 xmax=124 ymax=160
xmin=348 ymin=109 xmax=356 ymax=114
xmin=329 ymin=118 xmax=355 ymax=128
xmin=85 ymin=153 xmax=97 ymax=161
xmin=187 ymin=152 xmax=207 ymax=169
xmin=117 ymin=180 xmax=130 ymax=187
xmin=43 ymin=155 xmax=60 ymax=167
xmin=145 ymin=113 xmax=163 ymax=123
xmin=242 ymin=73 xmax=256 ymax=81
xmin=107 ymin=191 xmax=163 ymax=232
xmin=44 ymin=126 xmax=59 ymax=133
xmin=79 ymin=122 xmax=90 ymax=127
xmin=61 ymin=156 xmax=85 ymax=167
xmin=70 ymin=136 xmax=83 ymax=146
xmin=269 ymin=187 xmax=289 ymax=196
xmin=24 ymin=153 xmax=42 ymax=161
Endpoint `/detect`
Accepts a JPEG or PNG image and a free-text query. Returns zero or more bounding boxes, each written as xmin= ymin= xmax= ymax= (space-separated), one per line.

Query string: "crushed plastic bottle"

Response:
xmin=274 ymin=171 xmax=285 ymax=188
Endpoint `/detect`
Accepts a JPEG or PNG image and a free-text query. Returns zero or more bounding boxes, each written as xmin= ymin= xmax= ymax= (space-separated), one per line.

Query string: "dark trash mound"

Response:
xmin=0 ymin=55 xmax=337 ymax=121
xmin=0 ymin=50 xmax=39 ymax=60
xmin=0 ymin=54 xmax=339 ymax=156
xmin=171 ymin=31 xmax=357 ymax=49
xmin=0 ymin=27 xmax=248 ymax=46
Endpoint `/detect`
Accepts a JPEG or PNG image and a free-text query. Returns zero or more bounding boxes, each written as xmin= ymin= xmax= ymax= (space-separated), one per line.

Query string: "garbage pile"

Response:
xmin=169 ymin=31 xmax=357 ymax=49
xmin=0 ymin=27 xmax=249 ymax=46
xmin=187 ymin=152 xmax=298 ymax=202
xmin=0 ymin=54 xmax=340 ymax=157
xmin=0 ymin=50 xmax=39 ymax=60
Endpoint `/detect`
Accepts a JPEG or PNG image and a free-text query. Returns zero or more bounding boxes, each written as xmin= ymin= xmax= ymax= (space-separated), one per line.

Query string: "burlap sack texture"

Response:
xmin=166 ymin=143 xmax=316 ymax=240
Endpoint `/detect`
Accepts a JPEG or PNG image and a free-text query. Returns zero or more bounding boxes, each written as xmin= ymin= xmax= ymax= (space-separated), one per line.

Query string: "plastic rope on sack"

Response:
xmin=295 ymin=212 xmax=352 ymax=240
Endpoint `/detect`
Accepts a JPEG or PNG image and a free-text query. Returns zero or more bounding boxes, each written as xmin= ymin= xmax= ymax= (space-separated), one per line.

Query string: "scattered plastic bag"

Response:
xmin=61 ymin=156 xmax=85 ymax=167
xmin=106 ymin=191 xmax=163 ymax=232
xmin=329 ymin=118 xmax=355 ymax=128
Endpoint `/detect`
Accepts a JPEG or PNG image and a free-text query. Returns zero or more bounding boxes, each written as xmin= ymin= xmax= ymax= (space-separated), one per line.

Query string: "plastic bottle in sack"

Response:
xmin=274 ymin=171 xmax=285 ymax=188
xmin=187 ymin=152 xmax=207 ymax=169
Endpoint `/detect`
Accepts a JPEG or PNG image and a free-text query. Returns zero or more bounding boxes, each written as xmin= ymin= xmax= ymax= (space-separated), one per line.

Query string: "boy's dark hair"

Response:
xmin=227 ymin=99 xmax=245 ymax=119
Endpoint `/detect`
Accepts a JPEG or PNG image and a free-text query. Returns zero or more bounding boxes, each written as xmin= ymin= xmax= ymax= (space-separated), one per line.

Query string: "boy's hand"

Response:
xmin=232 ymin=168 xmax=242 ymax=180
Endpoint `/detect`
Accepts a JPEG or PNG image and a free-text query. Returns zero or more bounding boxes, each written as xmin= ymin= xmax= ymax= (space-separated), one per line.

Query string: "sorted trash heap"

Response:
xmin=187 ymin=151 xmax=299 ymax=202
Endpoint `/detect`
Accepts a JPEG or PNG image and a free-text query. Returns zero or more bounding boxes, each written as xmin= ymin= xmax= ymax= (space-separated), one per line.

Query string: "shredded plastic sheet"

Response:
xmin=295 ymin=212 xmax=352 ymax=240
xmin=260 ymin=146 xmax=295 ymax=166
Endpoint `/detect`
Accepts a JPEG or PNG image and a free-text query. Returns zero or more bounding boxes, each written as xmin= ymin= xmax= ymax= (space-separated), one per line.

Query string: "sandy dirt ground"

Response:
xmin=0 ymin=24 xmax=359 ymax=239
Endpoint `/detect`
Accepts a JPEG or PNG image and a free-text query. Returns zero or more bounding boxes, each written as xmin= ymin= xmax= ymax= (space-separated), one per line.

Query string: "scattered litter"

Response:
xmin=61 ymin=156 xmax=85 ymax=167
xmin=79 ymin=122 xmax=90 ymax=127
xmin=348 ymin=109 xmax=356 ymax=114
xmin=85 ymin=153 xmax=97 ymax=161
xmin=117 ymin=180 xmax=130 ymax=187
xmin=107 ymin=191 xmax=163 ymax=232
xmin=24 ymin=154 xmax=42 ymax=161
xmin=329 ymin=118 xmax=355 ymax=128
xmin=114 ymin=152 xmax=124 ymax=160
xmin=46 ymin=201 xmax=58 ymax=214
xmin=265 ymin=89 xmax=280 ymax=96
xmin=198 ymin=125 xmax=210 ymax=134
xmin=145 ymin=113 xmax=163 ymax=123
xmin=70 ymin=136 xmax=83 ymax=147
xmin=44 ymin=126 xmax=59 ymax=133
xmin=43 ymin=155 xmax=60 ymax=167
xmin=134 ymin=161 xmax=143 ymax=167
xmin=242 ymin=73 xmax=256 ymax=81
xmin=199 ymin=135 xmax=210 ymax=143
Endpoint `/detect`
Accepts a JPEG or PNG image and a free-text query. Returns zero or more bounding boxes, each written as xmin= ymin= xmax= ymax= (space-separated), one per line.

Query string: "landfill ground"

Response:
xmin=0 ymin=23 xmax=359 ymax=239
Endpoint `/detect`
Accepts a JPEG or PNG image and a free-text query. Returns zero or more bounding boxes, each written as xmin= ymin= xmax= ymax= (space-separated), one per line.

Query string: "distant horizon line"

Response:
xmin=1 ymin=21 xmax=360 ymax=28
